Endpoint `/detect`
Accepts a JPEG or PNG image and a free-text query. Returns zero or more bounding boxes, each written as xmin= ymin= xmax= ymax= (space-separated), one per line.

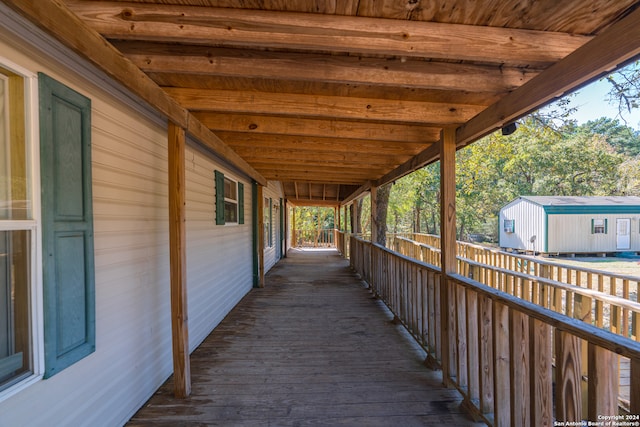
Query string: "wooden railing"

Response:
xmin=389 ymin=235 xmax=640 ymax=340
xmin=349 ymin=235 xmax=640 ymax=425
xmin=292 ymin=228 xmax=335 ymax=248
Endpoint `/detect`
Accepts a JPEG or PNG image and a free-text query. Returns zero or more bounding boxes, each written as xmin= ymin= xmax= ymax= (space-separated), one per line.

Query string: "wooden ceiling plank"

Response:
xmin=233 ymin=148 xmax=408 ymax=165
xmin=219 ymin=132 xmax=432 ymax=154
xmin=67 ymin=1 xmax=590 ymax=67
xmin=288 ymin=199 xmax=340 ymax=207
xmin=193 ymin=112 xmax=441 ymax=143
xmin=120 ymin=43 xmax=538 ymax=93
xmin=2 ymin=0 xmax=268 ymax=186
xmin=165 ymin=87 xmax=483 ymax=124
xmin=457 ymin=5 xmax=640 ymax=147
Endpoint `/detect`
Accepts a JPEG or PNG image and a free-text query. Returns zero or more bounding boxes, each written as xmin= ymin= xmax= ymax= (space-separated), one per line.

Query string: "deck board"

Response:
xmin=127 ymin=248 xmax=482 ymax=426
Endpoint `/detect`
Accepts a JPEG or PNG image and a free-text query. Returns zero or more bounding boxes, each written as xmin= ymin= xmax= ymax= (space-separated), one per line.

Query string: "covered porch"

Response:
xmin=128 ymin=248 xmax=482 ymax=426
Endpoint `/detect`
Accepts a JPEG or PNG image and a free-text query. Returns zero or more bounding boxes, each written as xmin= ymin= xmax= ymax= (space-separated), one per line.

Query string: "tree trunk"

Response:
xmin=375 ymin=183 xmax=392 ymax=246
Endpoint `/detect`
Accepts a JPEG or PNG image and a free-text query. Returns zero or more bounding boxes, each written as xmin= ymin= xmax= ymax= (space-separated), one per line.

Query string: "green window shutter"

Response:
xmin=214 ymin=170 xmax=225 ymax=225
xmin=605 ymin=218 xmax=608 ymax=234
xmin=251 ymin=182 xmax=259 ymax=287
xmin=279 ymin=198 xmax=284 ymax=242
xmin=39 ymin=73 xmax=95 ymax=378
xmin=591 ymin=218 xmax=595 ymax=234
xmin=269 ymin=198 xmax=273 ymax=246
xmin=238 ymin=182 xmax=244 ymax=224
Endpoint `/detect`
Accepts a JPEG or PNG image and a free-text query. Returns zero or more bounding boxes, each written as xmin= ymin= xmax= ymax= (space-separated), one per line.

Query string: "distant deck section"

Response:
xmin=128 ymin=248 xmax=481 ymax=426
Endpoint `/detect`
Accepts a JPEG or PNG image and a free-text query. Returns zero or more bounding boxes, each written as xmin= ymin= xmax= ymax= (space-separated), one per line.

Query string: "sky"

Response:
xmin=562 ymin=78 xmax=640 ymax=129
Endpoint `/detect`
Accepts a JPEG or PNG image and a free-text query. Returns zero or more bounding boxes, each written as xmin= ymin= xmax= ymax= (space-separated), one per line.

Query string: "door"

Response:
xmin=616 ymin=218 xmax=631 ymax=250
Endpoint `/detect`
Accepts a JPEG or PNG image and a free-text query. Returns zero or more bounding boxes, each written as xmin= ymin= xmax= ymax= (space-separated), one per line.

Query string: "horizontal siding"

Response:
xmin=0 ymin=17 xmax=255 ymax=427
xmin=499 ymin=199 xmax=545 ymax=252
xmin=185 ymin=146 xmax=253 ymax=349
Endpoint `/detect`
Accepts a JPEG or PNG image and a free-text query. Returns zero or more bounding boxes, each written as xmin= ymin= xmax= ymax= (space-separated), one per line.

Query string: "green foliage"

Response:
xmin=387 ymin=116 xmax=638 ymax=243
xmin=293 ymin=207 xmax=334 ymax=232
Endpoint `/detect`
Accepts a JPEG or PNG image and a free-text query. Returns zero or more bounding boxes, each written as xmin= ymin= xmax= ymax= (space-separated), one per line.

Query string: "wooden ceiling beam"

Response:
xmin=164 ymin=88 xmax=483 ymax=124
xmin=288 ymin=199 xmax=340 ymax=207
xmin=2 ymin=0 xmax=267 ymax=186
xmin=238 ymin=156 xmax=402 ymax=170
xmin=457 ymin=5 xmax=640 ymax=147
xmin=218 ymin=131 xmax=432 ymax=153
xmin=232 ymin=148 xmax=408 ymax=165
xmin=118 ymin=42 xmax=538 ymax=93
xmin=67 ymin=1 xmax=590 ymax=67
xmin=193 ymin=112 xmax=441 ymax=143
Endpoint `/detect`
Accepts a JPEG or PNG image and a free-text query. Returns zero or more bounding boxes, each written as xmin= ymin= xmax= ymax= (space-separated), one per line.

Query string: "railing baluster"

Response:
xmin=493 ymin=301 xmax=510 ymax=426
xmin=530 ymin=318 xmax=553 ymax=426
xmin=556 ymin=330 xmax=583 ymax=422
xmin=510 ymin=310 xmax=530 ymax=427
xmin=588 ymin=343 xmax=619 ymax=420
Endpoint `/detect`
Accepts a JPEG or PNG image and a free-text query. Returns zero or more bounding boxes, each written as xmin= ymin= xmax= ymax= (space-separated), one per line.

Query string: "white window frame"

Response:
xmin=0 ymin=57 xmax=44 ymax=403
xmin=223 ymin=176 xmax=239 ymax=225
xmin=593 ymin=218 xmax=606 ymax=234
xmin=503 ymin=219 xmax=515 ymax=233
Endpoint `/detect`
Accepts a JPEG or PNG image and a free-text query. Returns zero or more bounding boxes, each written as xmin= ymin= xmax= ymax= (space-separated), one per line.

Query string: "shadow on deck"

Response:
xmin=127 ymin=248 xmax=483 ymax=426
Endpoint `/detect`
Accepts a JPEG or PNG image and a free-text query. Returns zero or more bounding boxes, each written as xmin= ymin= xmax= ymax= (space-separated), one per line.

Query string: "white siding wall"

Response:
xmin=547 ymin=214 xmax=640 ymax=253
xmin=263 ymin=181 xmax=284 ymax=272
xmin=185 ymin=147 xmax=253 ymax=349
xmin=0 ymin=10 xmax=253 ymax=427
xmin=499 ymin=199 xmax=546 ymax=252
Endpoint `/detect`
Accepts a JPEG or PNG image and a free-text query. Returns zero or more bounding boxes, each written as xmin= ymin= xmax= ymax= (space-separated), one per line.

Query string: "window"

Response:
xmin=0 ymin=65 xmax=36 ymax=393
xmin=504 ymin=219 xmax=515 ymax=233
xmin=592 ymin=218 xmax=607 ymax=234
xmin=214 ymin=170 xmax=244 ymax=225
xmin=224 ymin=177 xmax=238 ymax=223
xmin=264 ymin=198 xmax=272 ymax=247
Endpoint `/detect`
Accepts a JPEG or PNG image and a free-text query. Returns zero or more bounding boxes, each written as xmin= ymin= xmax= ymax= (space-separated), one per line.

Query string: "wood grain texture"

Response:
xmin=164 ymin=87 xmax=484 ymax=124
xmin=192 ymin=112 xmax=441 ymax=143
xmin=119 ymin=42 xmax=539 ymax=92
xmin=168 ymin=122 xmax=191 ymax=398
xmin=588 ymin=344 xmax=619 ymax=420
xmin=530 ymin=319 xmax=553 ymax=427
xmin=555 ymin=331 xmax=582 ymax=422
xmin=127 ymin=249 xmax=485 ymax=426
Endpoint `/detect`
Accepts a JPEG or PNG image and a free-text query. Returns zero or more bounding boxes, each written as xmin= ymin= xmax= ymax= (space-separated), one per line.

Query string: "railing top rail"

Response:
xmin=411 ymin=233 xmax=640 ymax=282
xmin=461 ymin=257 xmax=640 ymax=313
xmin=449 ymin=272 xmax=640 ymax=360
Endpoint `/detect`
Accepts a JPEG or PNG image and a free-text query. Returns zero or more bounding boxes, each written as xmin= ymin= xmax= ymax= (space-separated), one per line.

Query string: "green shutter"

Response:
xmin=269 ymin=198 xmax=273 ymax=246
xmin=605 ymin=218 xmax=608 ymax=234
xmin=39 ymin=73 xmax=95 ymax=378
xmin=238 ymin=182 xmax=244 ymax=224
xmin=591 ymin=218 xmax=595 ymax=234
xmin=251 ymin=182 xmax=259 ymax=287
xmin=214 ymin=170 xmax=225 ymax=225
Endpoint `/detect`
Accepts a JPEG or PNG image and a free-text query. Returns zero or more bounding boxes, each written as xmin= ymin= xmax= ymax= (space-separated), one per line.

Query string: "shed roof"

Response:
xmin=520 ymin=196 xmax=640 ymax=207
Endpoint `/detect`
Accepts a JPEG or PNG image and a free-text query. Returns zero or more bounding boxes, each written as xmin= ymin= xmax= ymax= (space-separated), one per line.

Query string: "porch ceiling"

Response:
xmin=8 ymin=0 xmax=640 ymax=205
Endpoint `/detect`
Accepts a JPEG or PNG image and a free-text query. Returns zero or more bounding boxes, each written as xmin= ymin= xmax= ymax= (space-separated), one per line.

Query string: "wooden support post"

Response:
xmin=439 ymin=127 xmax=457 ymax=386
xmin=168 ymin=122 xmax=191 ymax=398
xmin=631 ymin=357 xmax=640 ymax=414
xmin=351 ymin=202 xmax=359 ymax=235
xmin=291 ymin=205 xmax=296 ymax=248
xmin=370 ymin=186 xmax=378 ymax=244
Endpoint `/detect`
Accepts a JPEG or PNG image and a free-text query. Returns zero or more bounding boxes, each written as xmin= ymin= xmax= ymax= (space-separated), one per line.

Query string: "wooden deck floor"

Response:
xmin=127 ymin=248 xmax=483 ymax=426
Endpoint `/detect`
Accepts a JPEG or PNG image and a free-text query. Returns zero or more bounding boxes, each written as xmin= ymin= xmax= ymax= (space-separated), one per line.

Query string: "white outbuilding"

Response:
xmin=499 ymin=196 xmax=640 ymax=255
